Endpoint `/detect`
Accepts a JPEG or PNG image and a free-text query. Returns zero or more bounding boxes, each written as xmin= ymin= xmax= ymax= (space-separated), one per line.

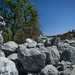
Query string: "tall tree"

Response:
xmin=0 ymin=0 xmax=40 ymax=43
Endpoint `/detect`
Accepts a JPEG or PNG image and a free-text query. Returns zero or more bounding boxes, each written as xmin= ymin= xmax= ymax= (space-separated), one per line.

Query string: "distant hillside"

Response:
xmin=47 ymin=30 xmax=75 ymax=40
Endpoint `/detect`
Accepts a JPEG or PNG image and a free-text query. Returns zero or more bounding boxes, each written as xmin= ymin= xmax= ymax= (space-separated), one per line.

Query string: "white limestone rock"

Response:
xmin=0 ymin=57 xmax=18 ymax=75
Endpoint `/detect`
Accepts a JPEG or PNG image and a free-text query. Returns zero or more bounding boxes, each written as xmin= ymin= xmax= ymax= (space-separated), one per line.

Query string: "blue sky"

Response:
xmin=31 ymin=0 xmax=75 ymax=36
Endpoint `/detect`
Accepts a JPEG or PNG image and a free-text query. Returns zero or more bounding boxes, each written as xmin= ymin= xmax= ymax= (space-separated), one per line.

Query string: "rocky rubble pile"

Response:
xmin=1 ymin=36 xmax=75 ymax=75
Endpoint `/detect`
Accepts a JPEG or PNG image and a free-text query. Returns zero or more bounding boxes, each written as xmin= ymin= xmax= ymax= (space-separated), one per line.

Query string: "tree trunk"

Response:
xmin=11 ymin=31 xmax=15 ymax=41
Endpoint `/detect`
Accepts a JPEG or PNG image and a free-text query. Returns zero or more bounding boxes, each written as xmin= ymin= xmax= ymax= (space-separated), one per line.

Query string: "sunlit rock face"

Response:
xmin=39 ymin=45 xmax=60 ymax=65
xmin=46 ymin=46 xmax=60 ymax=65
xmin=24 ymin=38 xmax=37 ymax=48
xmin=0 ymin=57 xmax=18 ymax=75
xmin=1 ymin=41 xmax=18 ymax=57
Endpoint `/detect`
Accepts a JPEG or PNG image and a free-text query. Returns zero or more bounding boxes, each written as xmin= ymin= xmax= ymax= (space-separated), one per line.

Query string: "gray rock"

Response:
xmin=37 ymin=35 xmax=47 ymax=43
xmin=25 ymin=38 xmax=37 ymax=48
xmin=63 ymin=39 xmax=70 ymax=43
xmin=27 ymin=42 xmax=37 ymax=48
xmin=36 ymin=43 xmax=44 ymax=49
xmin=46 ymin=46 xmax=60 ymax=65
xmin=57 ymin=61 xmax=72 ymax=71
xmin=39 ymin=47 xmax=51 ymax=65
xmin=18 ymin=43 xmax=27 ymax=48
xmin=59 ymin=64 xmax=75 ymax=75
xmin=42 ymin=46 xmax=60 ymax=65
xmin=71 ymin=66 xmax=75 ymax=75
xmin=7 ymin=53 xmax=26 ymax=74
xmin=59 ymin=43 xmax=75 ymax=64
xmin=1 ymin=41 xmax=18 ymax=57
xmin=7 ymin=53 xmax=19 ymax=69
xmin=63 ymin=39 xmax=75 ymax=47
xmin=60 ymin=69 xmax=71 ymax=75
xmin=0 ymin=57 xmax=18 ymax=75
xmin=18 ymin=45 xmax=46 ymax=73
xmin=58 ymin=42 xmax=70 ymax=54
xmin=44 ymin=38 xmax=51 ymax=47
xmin=68 ymin=40 xmax=75 ymax=47
xmin=61 ymin=49 xmax=75 ymax=64
xmin=40 ymin=65 xmax=58 ymax=75
xmin=59 ymin=66 xmax=75 ymax=75
xmin=51 ymin=37 xmax=60 ymax=46
xmin=0 ymin=50 xmax=5 ymax=57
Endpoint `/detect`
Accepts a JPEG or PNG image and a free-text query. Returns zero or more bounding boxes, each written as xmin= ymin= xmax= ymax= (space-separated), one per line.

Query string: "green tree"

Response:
xmin=0 ymin=0 xmax=40 ymax=43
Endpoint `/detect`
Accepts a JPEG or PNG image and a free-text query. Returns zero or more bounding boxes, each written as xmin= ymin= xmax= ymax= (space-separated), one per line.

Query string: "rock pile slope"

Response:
xmin=0 ymin=37 xmax=75 ymax=75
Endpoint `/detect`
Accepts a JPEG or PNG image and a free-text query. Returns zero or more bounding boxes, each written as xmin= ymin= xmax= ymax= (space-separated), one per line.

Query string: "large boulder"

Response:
xmin=41 ymin=46 xmax=60 ymax=65
xmin=1 ymin=41 xmax=18 ymax=57
xmin=47 ymin=46 xmax=60 ymax=65
xmin=58 ymin=42 xmax=70 ymax=54
xmin=0 ymin=57 xmax=18 ymax=75
xmin=40 ymin=65 xmax=58 ymax=75
xmin=58 ymin=42 xmax=75 ymax=64
xmin=61 ymin=46 xmax=75 ymax=64
xmin=18 ymin=45 xmax=46 ymax=73
xmin=7 ymin=53 xmax=26 ymax=75
xmin=51 ymin=37 xmax=60 ymax=46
